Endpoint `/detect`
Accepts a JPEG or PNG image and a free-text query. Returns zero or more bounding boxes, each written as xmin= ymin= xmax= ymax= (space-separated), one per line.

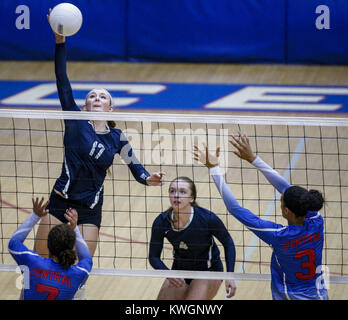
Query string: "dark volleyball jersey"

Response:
xmin=149 ymin=206 xmax=236 ymax=272
xmin=8 ymin=213 xmax=92 ymax=300
xmin=54 ymin=43 xmax=149 ymax=208
xmin=210 ymin=158 xmax=328 ymax=300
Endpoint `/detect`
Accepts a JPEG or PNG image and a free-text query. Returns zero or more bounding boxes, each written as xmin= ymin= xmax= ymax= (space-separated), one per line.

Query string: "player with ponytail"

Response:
xmin=47 ymin=224 xmax=77 ymax=268
xmin=33 ymin=10 xmax=165 ymax=299
xmin=194 ymin=132 xmax=329 ymax=300
xmin=8 ymin=198 xmax=92 ymax=300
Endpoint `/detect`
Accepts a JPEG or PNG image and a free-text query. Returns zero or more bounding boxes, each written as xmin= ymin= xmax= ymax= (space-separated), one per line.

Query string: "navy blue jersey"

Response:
xmin=149 ymin=206 xmax=236 ymax=272
xmin=210 ymin=158 xmax=328 ymax=300
xmin=54 ymin=43 xmax=150 ymax=208
xmin=8 ymin=213 xmax=92 ymax=300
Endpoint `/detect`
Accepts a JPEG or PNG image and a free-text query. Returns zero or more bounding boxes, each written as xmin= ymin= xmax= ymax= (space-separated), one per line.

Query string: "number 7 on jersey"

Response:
xmin=89 ymin=141 xmax=105 ymax=159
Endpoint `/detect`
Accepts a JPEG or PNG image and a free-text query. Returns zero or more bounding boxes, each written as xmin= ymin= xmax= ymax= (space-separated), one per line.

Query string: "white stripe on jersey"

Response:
xmin=308 ymin=212 xmax=321 ymax=219
xmin=247 ymin=226 xmax=287 ymax=232
xmin=90 ymin=185 xmax=103 ymax=209
xmin=274 ymin=253 xmax=291 ymax=300
xmin=12 ymin=227 xmax=32 ymax=238
xmin=207 ymin=239 xmax=213 ymax=269
xmin=62 ymin=157 xmax=70 ymax=198
xmin=76 ymin=265 xmax=90 ymax=275
xmin=140 ymin=173 xmax=148 ymax=181
xmin=9 ymin=249 xmax=39 ymax=257
xmin=247 ymin=212 xmax=321 ymax=233
xmin=282 ymin=272 xmax=291 ymax=300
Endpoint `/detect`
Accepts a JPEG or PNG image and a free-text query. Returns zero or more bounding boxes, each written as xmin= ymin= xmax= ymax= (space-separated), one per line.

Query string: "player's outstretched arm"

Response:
xmin=8 ymin=198 xmax=49 ymax=266
xmin=47 ymin=9 xmax=79 ymax=112
xmin=119 ymin=133 xmax=165 ymax=186
xmin=9 ymin=197 xmax=49 ymax=246
xmin=193 ymin=144 xmax=255 ymax=226
xmin=194 ymin=144 xmax=283 ymax=245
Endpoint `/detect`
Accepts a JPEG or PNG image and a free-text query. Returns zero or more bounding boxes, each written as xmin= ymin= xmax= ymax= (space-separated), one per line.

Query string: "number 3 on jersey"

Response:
xmin=294 ymin=248 xmax=316 ymax=280
xmin=89 ymin=141 xmax=105 ymax=159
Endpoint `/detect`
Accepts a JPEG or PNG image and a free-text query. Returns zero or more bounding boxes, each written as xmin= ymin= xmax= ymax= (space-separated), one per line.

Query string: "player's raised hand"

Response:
xmin=193 ymin=142 xmax=220 ymax=169
xmin=146 ymin=172 xmax=166 ymax=186
xmin=47 ymin=8 xmax=65 ymax=43
xmin=229 ymin=131 xmax=256 ymax=163
xmin=32 ymin=197 xmax=49 ymax=218
xmin=64 ymin=208 xmax=78 ymax=229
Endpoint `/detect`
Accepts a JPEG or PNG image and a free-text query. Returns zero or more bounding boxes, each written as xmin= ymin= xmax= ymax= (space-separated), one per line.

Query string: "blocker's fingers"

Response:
xmin=240 ymin=133 xmax=247 ymax=144
xmin=43 ymin=200 xmax=49 ymax=209
xmin=229 ymin=136 xmax=240 ymax=148
xmin=193 ymin=145 xmax=203 ymax=155
xmin=38 ymin=196 xmax=45 ymax=207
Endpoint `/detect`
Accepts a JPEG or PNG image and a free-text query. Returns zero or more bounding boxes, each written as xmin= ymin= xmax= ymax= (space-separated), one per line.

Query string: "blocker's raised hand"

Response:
xmin=32 ymin=197 xmax=49 ymax=218
xmin=64 ymin=208 xmax=78 ymax=230
xmin=193 ymin=142 xmax=220 ymax=169
xmin=229 ymin=131 xmax=256 ymax=163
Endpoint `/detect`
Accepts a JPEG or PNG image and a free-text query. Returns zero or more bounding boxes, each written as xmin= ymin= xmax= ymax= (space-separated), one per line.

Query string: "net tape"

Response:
xmin=1 ymin=108 xmax=348 ymax=126
xmin=1 ymin=264 xmax=347 ymax=283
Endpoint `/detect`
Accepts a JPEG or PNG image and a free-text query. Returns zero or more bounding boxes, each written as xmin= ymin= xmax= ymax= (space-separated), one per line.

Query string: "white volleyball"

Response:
xmin=49 ymin=3 xmax=83 ymax=37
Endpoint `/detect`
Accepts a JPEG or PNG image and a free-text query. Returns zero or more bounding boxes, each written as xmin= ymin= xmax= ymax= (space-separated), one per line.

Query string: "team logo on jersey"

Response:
xmin=179 ymin=241 xmax=188 ymax=250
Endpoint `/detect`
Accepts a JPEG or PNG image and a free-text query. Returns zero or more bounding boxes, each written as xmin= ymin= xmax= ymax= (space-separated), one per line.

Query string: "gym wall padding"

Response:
xmin=0 ymin=0 xmax=127 ymax=61
xmin=287 ymin=0 xmax=348 ymax=64
xmin=1 ymin=0 xmax=348 ymax=64
xmin=127 ymin=1 xmax=286 ymax=63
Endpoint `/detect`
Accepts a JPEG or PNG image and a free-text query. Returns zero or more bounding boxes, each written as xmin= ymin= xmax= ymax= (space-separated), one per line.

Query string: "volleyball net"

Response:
xmin=0 ymin=109 xmax=347 ymax=284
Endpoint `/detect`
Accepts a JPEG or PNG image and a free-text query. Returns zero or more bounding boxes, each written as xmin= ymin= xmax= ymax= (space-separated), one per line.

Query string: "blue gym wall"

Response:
xmin=0 ymin=0 xmax=347 ymax=64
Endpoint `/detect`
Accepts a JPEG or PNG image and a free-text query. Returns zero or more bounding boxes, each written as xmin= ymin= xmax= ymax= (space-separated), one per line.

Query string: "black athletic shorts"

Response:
xmin=172 ymin=259 xmax=224 ymax=285
xmin=47 ymin=190 xmax=103 ymax=229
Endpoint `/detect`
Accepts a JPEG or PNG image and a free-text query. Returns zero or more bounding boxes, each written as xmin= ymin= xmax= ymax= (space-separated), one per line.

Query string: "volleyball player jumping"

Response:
xmin=194 ymin=134 xmax=329 ymax=300
xmin=8 ymin=197 xmax=92 ymax=300
xmin=149 ymin=176 xmax=236 ymax=300
xmin=33 ymin=10 xmax=165 ymax=299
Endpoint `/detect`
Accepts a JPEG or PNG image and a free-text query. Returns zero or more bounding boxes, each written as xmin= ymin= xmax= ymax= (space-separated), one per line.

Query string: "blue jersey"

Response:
xmin=210 ymin=159 xmax=329 ymax=300
xmin=149 ymin=206 xmax=236 ymax=272
xmin=8 ymin=213 xmax=92 ymax=300
xmin=54 ymin=43 xmax=150 ymax=208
